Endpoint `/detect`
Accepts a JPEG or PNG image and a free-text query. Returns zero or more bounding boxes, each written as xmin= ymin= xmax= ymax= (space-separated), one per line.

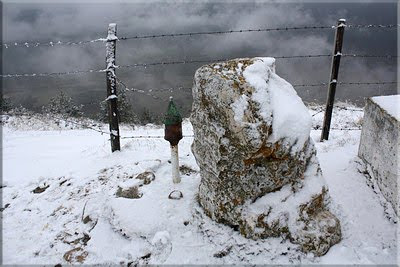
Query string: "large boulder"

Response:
xmin=190 ymin=57 xmax=341 ymax=256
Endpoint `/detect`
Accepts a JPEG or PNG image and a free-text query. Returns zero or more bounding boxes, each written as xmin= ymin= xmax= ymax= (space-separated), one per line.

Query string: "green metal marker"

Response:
xmin=164 ymin=96 xmax=182 ymax=126
xmin=164 ymin=96 xmax=183 ymax=184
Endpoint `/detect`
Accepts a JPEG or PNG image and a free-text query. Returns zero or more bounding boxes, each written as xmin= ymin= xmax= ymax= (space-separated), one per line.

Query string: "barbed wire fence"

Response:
xmin=0 ymin=54 xmax=397 ymax=79
xmin=2 ymin=21 xmax=398 ymax=150
xmin=3 ymin=23 xmax=399 ymax=49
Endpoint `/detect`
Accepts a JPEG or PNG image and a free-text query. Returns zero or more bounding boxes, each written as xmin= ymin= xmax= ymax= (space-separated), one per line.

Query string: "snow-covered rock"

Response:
xmin=190 ymin=57 xmax=341 ymax=256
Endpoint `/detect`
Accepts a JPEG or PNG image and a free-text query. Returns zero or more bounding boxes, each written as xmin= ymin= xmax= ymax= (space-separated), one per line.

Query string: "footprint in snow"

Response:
xmin=149 ymin=230 xmax=172 ymax=263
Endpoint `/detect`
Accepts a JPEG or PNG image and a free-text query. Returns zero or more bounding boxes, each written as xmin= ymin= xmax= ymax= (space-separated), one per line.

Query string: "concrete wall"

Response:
xmin=358 ymin=97 xmax=399 ymax=216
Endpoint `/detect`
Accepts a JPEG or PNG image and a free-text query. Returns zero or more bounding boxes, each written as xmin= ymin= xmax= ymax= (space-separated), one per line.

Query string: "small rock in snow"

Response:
xmin=168 ymin=190 xmax=183 ymax=200
xmin=116 ymin=186 xmax=142 ymax=199
xmin=32 ymin=184 xmax=49 ymax=194
xmin=135 ymin=171 xmax=155 ymax=185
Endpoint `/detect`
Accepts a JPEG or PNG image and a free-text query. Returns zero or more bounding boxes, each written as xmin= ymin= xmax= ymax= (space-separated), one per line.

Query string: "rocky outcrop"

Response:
xmin=190 ymin=57 xmax=341 ymax=256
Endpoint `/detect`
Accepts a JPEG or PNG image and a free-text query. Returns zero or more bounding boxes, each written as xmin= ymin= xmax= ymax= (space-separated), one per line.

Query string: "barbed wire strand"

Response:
xmin=119 ymin=24 xmax=399 ymax=40
xmin=0 ymin=68 xmax=106 ymax=78
xmin=118 ymin=80 xmax=397 ymax=97
xmin=4 ymin=24 xmax=398 ymax=49
xmin=4 ymin=26 xmax=333 ymax=49
xmin=119 ymin=26 xmax=334 ymax=41
xmin=347 ymin=24 xmax=400 ymax=29
xmin=120 ymin=134 xmax=194 ymax=139
xmin=2 ymin=53 xmax=397 ymax=78
xmin=342 ymin=54 xmax=398 ymax=58
xmin=8 ymin=109 xmax=362 ymax=140
xmin=2 ymin=38 xmax=107 ymax=49
xmin=311 ymin=110 xmax=324 ymax=117
xmin=335 ymin=106 xmax=364 ymax=112
xmin=116 ymin=76 xmax=191 ymax=97
xmin=117 ymin=54 xmax=334 ymax=69
xmin=293 ymin=81 xmax=397 ymax=87
xmin=116 ymin=77 xmax=191 ymax=98
xmin=115 ymin=74 xmax=395 ymax=99
xmin=115 ymin=77 xmax=160 ymax=99
xmin=40 ymin=111 xmax=195 ymax=139
xmin=120 ymin=126 xmax=362 ymax=138
xmin=47 ymin=114 xmax=112 ymax=135
xmin=318 ymin=126 xmax=361 ymax=131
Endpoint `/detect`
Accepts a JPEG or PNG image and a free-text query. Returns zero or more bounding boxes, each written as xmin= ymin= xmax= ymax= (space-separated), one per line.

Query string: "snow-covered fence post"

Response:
xmin=105 ymin=23 xmax=120 ymax=152
xmin=164 ymin=97 xmax=183 ymax=184
xmin=321 ymin=19 xmax=346 ymax=141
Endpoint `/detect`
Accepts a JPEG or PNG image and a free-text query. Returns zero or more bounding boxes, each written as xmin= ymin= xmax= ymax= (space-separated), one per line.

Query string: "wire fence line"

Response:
xmin=0 ymin=55 xmax=330 ymax=78
xmin=2 ymin=38 xmax=107 ymax=49
xmin=334 ymin=106 xmax=364 ymax=112
xmin=0 ymin=68 xmax=106 ymax=78
xmin=35 ymin=112 xmax=192 ymax=139
xmin=3 ymin=23 xmax=399 ymax=49
xmin=18 ymin=85 xmax=362 ymax=138
xmin=293 ymin=81 xmax=398 ymax=87
xmin=116 ymin=54 xmax=335 ymax=69
xmin=116 ymin=78 xmax=162 ymax=99
xmin=1 ymin=53 xmax=398 ymax=78
xmin=119 ymin=26 xmax=335 ymax=41
xmin=0 ymin=25 xmax=343 ymax=49
xmin=116 ymin=80 xmax=398 ymax=97
xmin=116 ymin=77 xmax=190 ymax=97
xmin=346 ymin=24 xmax=400 ymax=29
xmin=116 ymin=81 xmax=397 ymax=98
xmin=1 ymin=22 xmax=396 ymax=140
xmin=342 ymin=54 xmax=398 ymax=59
xmin=119 ymin=24 xmax=399 ymax=40
xmin=114 ymin=75 xmax=397 ymax=99
xmin=121 ymin=134 xmax=195 ymax=139
xmin=22 ymin=111 xmax=362 ymax=140
xmin=321 ymin=127 xmax=361 ymax=131
xmin=45 ymin=114 xmax=112 ymax=135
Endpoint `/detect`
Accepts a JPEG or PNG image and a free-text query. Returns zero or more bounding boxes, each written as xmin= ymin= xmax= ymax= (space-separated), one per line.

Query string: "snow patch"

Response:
xmin=231 ymin=95 xmax=249 ymax=123
xmin=106 ymin=95 xmax=117 ymax=101
xmin=268 ymin=73 xmax=312 ymax=152
xmin=371 ymin=95 xmax=400 ymax=121
xmin=243 ymin=57 xmax=312 ymax=152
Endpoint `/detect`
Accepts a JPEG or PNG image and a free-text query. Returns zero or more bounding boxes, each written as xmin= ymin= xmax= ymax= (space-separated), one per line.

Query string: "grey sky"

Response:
xmin=1 ymin=2 xmax=397 ymax=118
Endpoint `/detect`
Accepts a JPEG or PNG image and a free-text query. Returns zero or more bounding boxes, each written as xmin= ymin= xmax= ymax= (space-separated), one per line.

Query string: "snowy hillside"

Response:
xmin=1 ymin=104 xmax=397 ymax=265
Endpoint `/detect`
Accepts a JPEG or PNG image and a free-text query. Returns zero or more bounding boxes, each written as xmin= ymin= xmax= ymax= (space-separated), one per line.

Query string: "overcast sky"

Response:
xmin=1 ymin=1 xmax=398 ymax=117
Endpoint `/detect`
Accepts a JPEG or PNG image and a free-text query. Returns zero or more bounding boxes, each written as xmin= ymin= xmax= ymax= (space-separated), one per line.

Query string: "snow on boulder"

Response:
xmin=190 ymin=57 xmax=341 ymax=256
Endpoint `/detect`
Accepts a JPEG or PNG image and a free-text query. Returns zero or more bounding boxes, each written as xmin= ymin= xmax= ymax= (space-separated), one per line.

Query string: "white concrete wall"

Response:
xmin=358 ymin=96 xmax=399 ymax=216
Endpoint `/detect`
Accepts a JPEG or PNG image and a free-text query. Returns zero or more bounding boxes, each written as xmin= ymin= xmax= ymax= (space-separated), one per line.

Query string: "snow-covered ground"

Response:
xmin=2 ymin=104 xmax=398 ymax=265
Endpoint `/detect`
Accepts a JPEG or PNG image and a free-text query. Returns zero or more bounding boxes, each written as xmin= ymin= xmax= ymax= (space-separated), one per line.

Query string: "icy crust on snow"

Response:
xmin=371 ymin=95 xmax=400 ymax=121
xmin=242 ymin=57 xmax=312 ymax=153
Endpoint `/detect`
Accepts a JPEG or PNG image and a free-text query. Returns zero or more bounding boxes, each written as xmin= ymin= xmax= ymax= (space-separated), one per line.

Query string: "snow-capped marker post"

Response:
xmin=105 ymin=23 xmax=120 ymax=152
xmin=164 ymin=97 xmax=183 ymax=184
xmin=321 ymin=19 xmax=346 ymax=141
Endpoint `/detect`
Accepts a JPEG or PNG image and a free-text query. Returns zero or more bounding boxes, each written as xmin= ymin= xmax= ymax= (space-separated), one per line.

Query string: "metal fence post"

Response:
xmin=105 ymin=23 xmax=120 ymax=152
xmin=321 ymin=19 xmax=346 ymax=141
